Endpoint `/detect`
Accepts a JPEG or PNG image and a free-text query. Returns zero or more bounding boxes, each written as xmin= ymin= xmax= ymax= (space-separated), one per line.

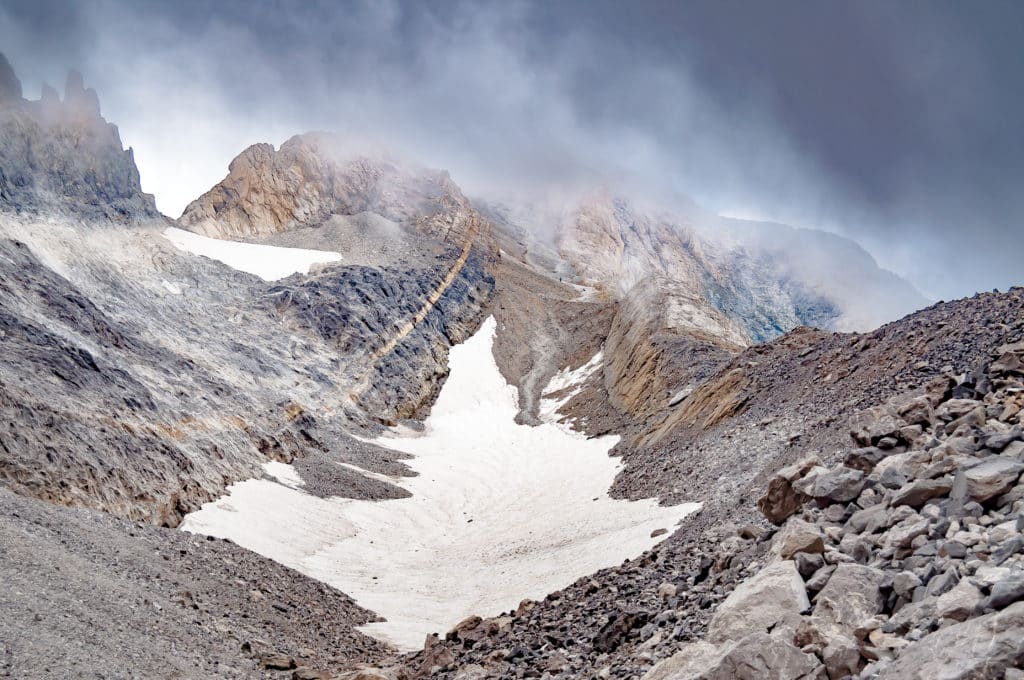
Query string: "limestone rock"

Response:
xmin=963 ymin=458 xmax=1024 ymax=502
xmin=758 ymin=455 xmax=821 ymax=524
xmin=874 ymin=602 xmax=1024 ymax=679
xmin=707 ymin=560 xmax=810 ymax=644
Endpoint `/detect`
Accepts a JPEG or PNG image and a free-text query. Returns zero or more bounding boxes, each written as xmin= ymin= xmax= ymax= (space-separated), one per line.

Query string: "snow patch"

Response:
xmin=181 ymin=318 xmax=698 ymax=650
xmin=538 ymin=350 xmax=604 ymax=433
xmin=162 ymin=227 xmax=342 ymax=280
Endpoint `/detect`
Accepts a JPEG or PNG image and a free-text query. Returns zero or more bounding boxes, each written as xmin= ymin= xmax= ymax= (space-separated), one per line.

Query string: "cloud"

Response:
xmin=1 ymin=0 xmax=1021 ymax=300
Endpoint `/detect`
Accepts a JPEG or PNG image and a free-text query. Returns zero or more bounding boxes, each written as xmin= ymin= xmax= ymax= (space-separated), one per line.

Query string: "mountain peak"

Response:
xmin=0 ymin=53 xmax=158 ymax=220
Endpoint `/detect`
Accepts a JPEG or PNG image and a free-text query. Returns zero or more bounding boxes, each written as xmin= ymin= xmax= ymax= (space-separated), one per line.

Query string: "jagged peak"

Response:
xmin=0 ymin=52 xmax=22 ymax=101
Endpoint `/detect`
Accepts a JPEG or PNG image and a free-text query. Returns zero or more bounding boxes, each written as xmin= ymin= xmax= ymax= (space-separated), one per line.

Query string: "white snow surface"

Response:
xmin=181 ymin=317 xmax=699 ymax=650
xmin=162 ymin=226 xmax=342 ymax=280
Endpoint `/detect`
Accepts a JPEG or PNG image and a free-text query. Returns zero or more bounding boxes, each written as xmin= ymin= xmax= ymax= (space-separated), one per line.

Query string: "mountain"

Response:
xmin=0 ymin=54 xmax=157 ymax=219
xmin=1 ymin=52 xmax=1022 ymax=680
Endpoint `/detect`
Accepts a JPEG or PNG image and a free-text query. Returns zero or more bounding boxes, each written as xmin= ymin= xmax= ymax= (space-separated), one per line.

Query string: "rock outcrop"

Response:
xmin=179 ymin=133 xmax=488 ymax=251
xmin=0 ymin=53 xmax=157 ymax=219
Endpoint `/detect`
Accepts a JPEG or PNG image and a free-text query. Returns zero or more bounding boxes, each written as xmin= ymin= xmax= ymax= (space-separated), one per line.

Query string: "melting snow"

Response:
xmin=181 ymin=317 xmax=699 ymax=650
xmin=162 ymin=227 xmax=342 ymax=280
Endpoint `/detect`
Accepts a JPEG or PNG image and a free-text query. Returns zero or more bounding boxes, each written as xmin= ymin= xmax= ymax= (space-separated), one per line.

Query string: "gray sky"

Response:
xmin=1 ymin=0 xmax=1022 ymax=299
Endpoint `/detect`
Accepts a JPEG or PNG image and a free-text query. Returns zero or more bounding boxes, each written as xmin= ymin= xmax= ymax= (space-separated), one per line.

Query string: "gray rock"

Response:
xmin=812 ymin=564 xmax=888 ymax=633
xmin=891 ymin=478 xmax=953 ymax=508
xmin=874 ymin=602 xmax=1024 ymax=679
xmin=963 ymin=458 xmax=1024 ymax=502
xmin=987 ymin=578 xmax=1024 ymax=610
xmin=892 ymin=571 xmax=922 ymax=596
xmin=850 ymin=405 xmax=905 ymax=447
xmin=774 ymin=518 xmax=826 ymax=560
xmin=642 ymin=632 xmax=824 ymax=680
xmin=793 ymin=466 xmax=865 ymax=504
xmin=935 ymin=579 xmax=983 ymax=621
xmin=707 ymin=560 xmax=810 ymax=644
xmin=847 ymin=504 xmax=890 ymax=534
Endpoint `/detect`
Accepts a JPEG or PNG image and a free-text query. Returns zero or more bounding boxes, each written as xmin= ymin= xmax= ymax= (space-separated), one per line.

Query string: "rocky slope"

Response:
xmin=367 ymin=295 xmax=1024 ymax=680
xmin=0 ymin=55 xmax=495 ymax=530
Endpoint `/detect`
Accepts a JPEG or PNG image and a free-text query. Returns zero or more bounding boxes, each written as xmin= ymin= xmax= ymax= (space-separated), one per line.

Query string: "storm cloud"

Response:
xmin=1 ymin=0 xmax=1021 ymax=299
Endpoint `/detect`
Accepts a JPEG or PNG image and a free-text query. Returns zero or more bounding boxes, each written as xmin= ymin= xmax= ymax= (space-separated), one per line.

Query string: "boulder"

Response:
xmin=758 ymin=455 xmax=821 ymax=524
xmin=707 ymin=560 xmax=810 ymax=643
xmin=773 ymin=518 xmax=826 ymax=560
xmin=896 ymin=395 xmax=935 ymax=427
xmin=643 ymin=632 xmax=824 ymax=680
xmin=812 ymin=564 xmax=888 ymax=633
xmin=890 ymin=478 xmax=953 ymax=508
xmin=850 ymin=405 xmax=905 ymax=447
xmin=990 ymin=341 xmax=1024 ymax=377
xmin=874 ymin=602 xmax=1024 ymax=679
xmin=793 ymin=466 xmax=865 ymax=504
xmin=963 ymin=458 xmax=1024 ymax=502
xmin=935 ymin=579 xmax=983 ymax=621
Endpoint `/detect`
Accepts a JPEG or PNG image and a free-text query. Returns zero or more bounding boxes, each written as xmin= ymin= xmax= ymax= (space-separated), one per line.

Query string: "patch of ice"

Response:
xmin=181 ymin=318 xmax=698 ymax=651
xmin=538 ymin=350 xmax=604 ymax=433
xmin=162 ymin=227 xmax=342 ymax=280
xmin=161 ymin=279 xmax=182 ymax=295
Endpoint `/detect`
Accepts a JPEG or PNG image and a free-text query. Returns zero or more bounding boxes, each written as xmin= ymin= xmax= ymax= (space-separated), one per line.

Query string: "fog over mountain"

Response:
xmin=1 ymin=0 xmax=1021 ymax=299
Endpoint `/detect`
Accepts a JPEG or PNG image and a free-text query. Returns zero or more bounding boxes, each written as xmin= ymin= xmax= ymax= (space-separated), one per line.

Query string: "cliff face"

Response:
xmin=179 ymin=132 xmax=486 ymax=249
xmin=0 ymin=53 xmax=158 ymax=219
xmin=556 ymin=193 xmax=917 ymax=342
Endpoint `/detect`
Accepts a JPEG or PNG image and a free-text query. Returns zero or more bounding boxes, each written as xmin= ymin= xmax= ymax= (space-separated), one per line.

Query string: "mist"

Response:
xmin=1 ymin=0 xmax=1021 ymax=300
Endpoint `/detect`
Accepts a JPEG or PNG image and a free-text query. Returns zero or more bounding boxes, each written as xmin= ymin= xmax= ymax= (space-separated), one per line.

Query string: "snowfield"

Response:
xmin=162 ymin=226 xmax=342 ymax=280
xmin=181 ymin=317 xmax=699 ymax=650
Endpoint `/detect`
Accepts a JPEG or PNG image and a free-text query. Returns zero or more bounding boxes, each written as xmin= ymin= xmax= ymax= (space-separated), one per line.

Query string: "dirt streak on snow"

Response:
xmin=181 ymin=317 xmax=699 ymax=651
xmin=162 ymin=227 xmax=342 ymax=280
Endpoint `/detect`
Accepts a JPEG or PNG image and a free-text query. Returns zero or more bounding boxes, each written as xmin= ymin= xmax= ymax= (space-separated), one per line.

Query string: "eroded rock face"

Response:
xmin=179 ymin=132 xmax=487 ymax=250
xmin=0 ymin=54 xmax=157 ymax=219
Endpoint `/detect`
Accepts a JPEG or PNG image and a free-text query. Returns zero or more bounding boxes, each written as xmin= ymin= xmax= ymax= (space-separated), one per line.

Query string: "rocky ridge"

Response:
xmin=0 ymin=54 xmax=157 ymax=219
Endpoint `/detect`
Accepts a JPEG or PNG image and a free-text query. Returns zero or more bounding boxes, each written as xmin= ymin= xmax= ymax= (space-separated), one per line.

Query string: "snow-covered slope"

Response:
xmin=182 ymin=317 xmax=698 ymax=650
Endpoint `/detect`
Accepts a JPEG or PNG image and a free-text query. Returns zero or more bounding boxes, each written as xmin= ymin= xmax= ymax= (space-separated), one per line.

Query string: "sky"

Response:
xmin=1 ymin=0 xmax=1022 ymax=299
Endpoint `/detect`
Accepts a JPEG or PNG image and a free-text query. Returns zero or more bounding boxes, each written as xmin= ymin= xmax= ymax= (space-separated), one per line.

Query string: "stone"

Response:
xmin=964 ymin=458 xmax=1024 ymax=502
xmin=260 ymin=653 xmax=297 ymax=670
xmin=987 ymin=577 xmax=1024 ymax=610
xmin=874 ymin=602 xmax=1024 ymax=679
xmin=707 ymin=560 xmax=810 ymax=643
xmin=850 ymin=405 xmax=905 ymax=447
xmin=795 ymin=552 xmax=825 ymax=579
xmin=891 ymin=478 xmax=953 ymax=508
xmin=643 ymin=632 xmax=824 ymax=680
xmin=896 ymin=396 xmax=935 ymax=427
xmin=990 ymin=341 xmax=1024 ymax=376
xmin=793 ymin=466 xmax=865 ymax=504
xmin=886 ymin=516 xmax=930 ymax=549
xmin=987 ymin=425 xmax=1023 ymax=452
xmin=847 ymin=504 xmax=889 ymax=534
xmin=758 ymin=455 xmax=821 ymax=524
xmin=806 ymin=565 xmax=836 ymax=593
xmin=821 ymin=634 xmax=863 ymax=679
xmin=935 ymin=398 xmax=983 ymax=421
xmin=774 ymin=518 xmax=826 ymax=559
xmin=293 ymin=669 xmax=333 ymax=680
xmin=812 ymin=564 xmax=888 ymax=632
xmin=935 ymin=579 xmax=983 ymax=621
xmin=892 ymin=571 xmax=922 ymax=596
